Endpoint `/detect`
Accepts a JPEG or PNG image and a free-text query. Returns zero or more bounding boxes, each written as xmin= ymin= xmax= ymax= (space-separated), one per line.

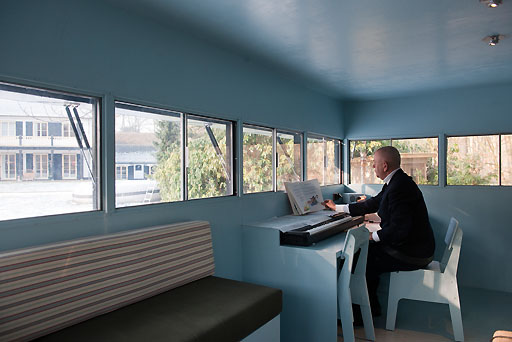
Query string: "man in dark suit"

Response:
xmin=323 ymin=146 xmax=435 ymax=316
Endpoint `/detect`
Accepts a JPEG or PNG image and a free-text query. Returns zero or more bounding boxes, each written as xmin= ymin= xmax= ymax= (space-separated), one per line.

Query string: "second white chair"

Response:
xmin=338 ymin=225 xmax=375 ymax=342
xmin=386 ymin=217 xmax=464 ymax=341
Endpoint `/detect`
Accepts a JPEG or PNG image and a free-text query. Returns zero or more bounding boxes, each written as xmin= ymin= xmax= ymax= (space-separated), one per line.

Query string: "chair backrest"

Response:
xmin=440 ymin=217 xmax=463 ymax=273
xmin=341 ymin=225 xmax=370 ymax=277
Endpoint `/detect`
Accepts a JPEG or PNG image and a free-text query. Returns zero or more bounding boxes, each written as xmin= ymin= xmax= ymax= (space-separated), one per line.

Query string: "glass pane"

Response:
xmin=276 ymin=131 xmax=302 ymax=191
xmin=0 ymin=83 xmax=98 ymax=221
xmin=307 ymin=136 xmax=341 ymax=186
xmin=243 ymin=126 xmax=273 ymax=193
xmin=349 ymin=140 xmax=391 ymax=184
xmin=187 ymin=117 xmax=233 ymax=199
xmin=447 ymin=135 xmax=499 ymax=185
xmin=392 ymin=138 xmax=438 ymax=185
xmin=501 ymin=135 xmax=512 ymax=186
xmin=325 ymin=138 xmax=341 ymax=185
xmin=115 ymin=103 xmax=181 ymax=207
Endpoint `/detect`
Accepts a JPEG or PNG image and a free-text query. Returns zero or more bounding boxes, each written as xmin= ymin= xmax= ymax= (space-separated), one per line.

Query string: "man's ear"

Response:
xmin=383 ymin=162 xmax=389 ymax=172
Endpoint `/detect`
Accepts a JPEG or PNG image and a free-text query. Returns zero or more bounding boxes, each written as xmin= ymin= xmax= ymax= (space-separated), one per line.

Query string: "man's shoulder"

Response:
xmin=389 ymin=169 xmax=419 ymax=190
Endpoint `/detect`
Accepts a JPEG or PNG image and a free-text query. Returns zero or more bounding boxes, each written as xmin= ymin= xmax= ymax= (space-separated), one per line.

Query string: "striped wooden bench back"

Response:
xmin=0 ymin=221 xmax=215 ymax=342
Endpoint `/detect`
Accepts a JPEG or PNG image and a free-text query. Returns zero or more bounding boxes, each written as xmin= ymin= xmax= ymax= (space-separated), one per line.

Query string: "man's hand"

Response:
xmin=322 ymin=199 xmax=336 ymax=211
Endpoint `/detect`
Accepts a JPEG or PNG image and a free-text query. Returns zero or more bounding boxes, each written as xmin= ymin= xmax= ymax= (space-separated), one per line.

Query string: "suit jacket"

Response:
xmin=349 ymin=168 xmax=435 ymax=260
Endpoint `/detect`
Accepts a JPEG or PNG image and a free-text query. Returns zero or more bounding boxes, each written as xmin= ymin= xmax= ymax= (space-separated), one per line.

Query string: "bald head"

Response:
xmin=372 ymin=146 xmax=401 ymax=180
xmin=376 ymin=146 xmax=401 ymax=170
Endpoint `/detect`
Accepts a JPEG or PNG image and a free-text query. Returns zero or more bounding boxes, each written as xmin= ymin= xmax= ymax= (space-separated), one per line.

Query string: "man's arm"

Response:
xmin=348 ymin=190 xmax=382 ymax=216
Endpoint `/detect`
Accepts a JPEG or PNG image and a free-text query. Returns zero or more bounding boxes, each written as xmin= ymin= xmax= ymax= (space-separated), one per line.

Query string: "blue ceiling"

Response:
xmin=108 ymin=0 xmax=512 ymax=100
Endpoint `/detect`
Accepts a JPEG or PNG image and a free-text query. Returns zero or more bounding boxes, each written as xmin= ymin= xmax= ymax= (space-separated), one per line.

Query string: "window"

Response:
xmin=276 ymin=130 xmax=302 ymax=191
xmin=502 ymin=135 xmax=512 ymax=186
xmin=1 ymin=154 xmax=16 ymax=179
xmin=0 ymin=82 xmax=99 ymax=221
xmin=34 ymin=154 xmax=49 ymax=179
xmin=307 ymin=135 xmax=341 ymax=185
xmin=243 ymin=126 xmax=273 ymax=193
xmin=1 ymin=121 xmax=16 ymax=136
xmin=62 ymin=154 xmax=77 ymax=179
xmin=62 ymin=122 xmax=75 ymax=137
xmin=187 ymin=116 xmax=233 ymax=199
xmin=36 ymin=122 xmax=48 ymax=136
xmin=349 ymin=140 xmax=391 ymax=184
xmin=447 ymin=135 xmax=499 ymax=186
xmin=350 ymin=138 xmax=438 ymax=185
xmin=115 ymin=103 xmax=181 ymax=207
xmin=392 ymin=138 xmax=438 ymax=185
xmin=115 ymin=102 xmax=235 ymax=207
xmin=116 ymin=165 xmax=129 ymax=180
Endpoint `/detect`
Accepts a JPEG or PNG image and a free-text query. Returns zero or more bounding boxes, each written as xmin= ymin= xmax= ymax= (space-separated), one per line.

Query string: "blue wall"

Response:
xmin=344 ymin=82 xmax=512 ymax=293
xmin=0 ymin=0 xmax=344 ymax=280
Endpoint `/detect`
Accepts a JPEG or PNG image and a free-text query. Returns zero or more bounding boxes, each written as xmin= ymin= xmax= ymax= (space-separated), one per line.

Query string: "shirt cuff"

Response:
xmin=335 ymin=204 xmax=350 ymax=214
xmin=372 ymin=231 xmax=380 ymax=242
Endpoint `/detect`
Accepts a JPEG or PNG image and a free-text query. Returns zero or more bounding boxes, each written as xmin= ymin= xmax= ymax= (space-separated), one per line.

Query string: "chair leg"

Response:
xmin=339 ymin=288 xmax=355 ymax=342
xmin=359 ymin=286 xmax=376 ymax=341
xmin=386 ymin=277 xmax=400 ymax=331
xmin=449 ymin=301 xmax=464 ymax=341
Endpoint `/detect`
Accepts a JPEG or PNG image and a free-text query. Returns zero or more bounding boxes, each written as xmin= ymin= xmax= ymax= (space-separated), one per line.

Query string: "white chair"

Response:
xmin=338 ymin=225 xmax=375 ymax=342
xmin=386 ymin=217 xmax=464 ymax=341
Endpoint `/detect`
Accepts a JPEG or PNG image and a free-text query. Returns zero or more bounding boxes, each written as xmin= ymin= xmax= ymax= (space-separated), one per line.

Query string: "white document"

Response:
xmin=284 ymin=179 xmax=324 ymax=215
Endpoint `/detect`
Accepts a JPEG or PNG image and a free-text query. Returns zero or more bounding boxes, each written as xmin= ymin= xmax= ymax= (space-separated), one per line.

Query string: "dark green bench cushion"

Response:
xmin=36 ymin=276 xmax=282 ymax=342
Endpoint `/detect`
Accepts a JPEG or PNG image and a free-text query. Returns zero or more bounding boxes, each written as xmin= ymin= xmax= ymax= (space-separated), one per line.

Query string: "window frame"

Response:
xmin=348 ymin=136 xmax=439 ymax=185
xmin=242 ymin=124 xmax=275 ymax=194
xmin=276 ymin=129 xmax=304 ymax=191
xmin=0 ymin=81 xmax=102 ymax=221
xmin=306 ymin=133 xmax=342 ymax=186
xmin=114 ymin=101 xmax=237 ymax=208
xmin=446 ymin=133 xmax=511 ymax=187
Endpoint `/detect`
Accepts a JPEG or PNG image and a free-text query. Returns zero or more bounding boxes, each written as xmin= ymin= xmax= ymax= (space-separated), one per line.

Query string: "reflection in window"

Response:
xmin=447 ymin=135 xmax=499 ymax=186
xmin=392 ymin=138 xmax=438 ymax=185
xmin=502 ymin=135 xmax=512 ymax=186
xmin=187 ymin=117 xmax=233 ymax=199
xmin=307 ymin=136 xmax=341 ymax=186
xmin=276 ymin=131 xmax=302 ymax=191
xmin=0 ymin=82 xmax=99 ymax=221
xmin=115 ymin=102 xmax=181 ymax=207
xmin=243 ymin=126 xmax=273 ymax=193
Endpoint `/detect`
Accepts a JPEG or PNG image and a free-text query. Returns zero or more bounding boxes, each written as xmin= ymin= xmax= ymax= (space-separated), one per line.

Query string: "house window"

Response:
xmin=62 ymin=122 xmax=75 ymax=137
xmin=0 ymin=81 xmax=99 ymax=221
xmin=307 ymin=135 xmax=341 ymax=186
xmin=1 ymin=154 xmax=16 ymax=179
xmin=36 ymin=122 xmax=48 ymax=136
xmin=1 ymin=122 xmax=16 ymax=136
xmin=34 ymin=154 xmax=49 ymax=179
xmin=116 ymin=165 xmax=129 ymax=180
xmin=62 ymin=154 xmax=77 ymax=179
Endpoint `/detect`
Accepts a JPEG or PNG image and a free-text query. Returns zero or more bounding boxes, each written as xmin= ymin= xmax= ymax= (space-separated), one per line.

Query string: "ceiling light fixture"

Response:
xmin=483 ymin=34 xmax=504 ymax=46
xmin=480 ymin=0 xmax=503 ymax=7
